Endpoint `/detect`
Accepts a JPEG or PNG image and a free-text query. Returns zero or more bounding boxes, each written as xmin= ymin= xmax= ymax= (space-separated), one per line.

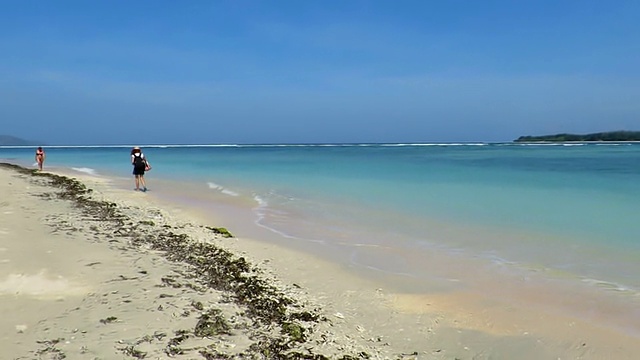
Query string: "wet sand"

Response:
xmin=1 ymin=163 xmax=639 ymax=359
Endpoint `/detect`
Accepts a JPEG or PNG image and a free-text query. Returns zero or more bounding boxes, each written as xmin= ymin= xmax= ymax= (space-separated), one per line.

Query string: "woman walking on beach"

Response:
xmin=35 ymin=147 xmax=45 ymax=171
xmin=131 ymin=146 xmax=150 ymax=192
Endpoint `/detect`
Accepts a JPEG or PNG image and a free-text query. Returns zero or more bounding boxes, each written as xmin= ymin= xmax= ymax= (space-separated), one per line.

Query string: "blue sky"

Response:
xmin=1 ymin=1 xmax=639 ymax=144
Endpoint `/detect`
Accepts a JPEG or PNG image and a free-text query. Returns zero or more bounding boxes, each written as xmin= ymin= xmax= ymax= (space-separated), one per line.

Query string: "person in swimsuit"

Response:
xmin=131 ymin=146 xmax=149 ymax=192
xmin=35 ymin=147 xmax=45 ymax=171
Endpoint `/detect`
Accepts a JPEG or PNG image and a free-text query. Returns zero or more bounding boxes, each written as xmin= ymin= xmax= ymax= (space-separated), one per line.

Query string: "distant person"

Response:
xmin=130 ymin=146 xmax=150 ymax=192
xmin=35 ymin=146 xmax=45 ymax=171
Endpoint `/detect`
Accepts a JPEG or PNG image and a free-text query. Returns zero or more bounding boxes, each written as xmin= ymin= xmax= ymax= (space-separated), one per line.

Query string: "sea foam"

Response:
xmin=71 ymin=167 xmax=98 ymax=175
xmin=206 ymin=182 xmax=239 ymax=196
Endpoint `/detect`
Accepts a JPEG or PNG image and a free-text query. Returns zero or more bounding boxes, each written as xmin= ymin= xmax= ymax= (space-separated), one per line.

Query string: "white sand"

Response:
xmin=1 ymin=165 xmax=639 ymax=359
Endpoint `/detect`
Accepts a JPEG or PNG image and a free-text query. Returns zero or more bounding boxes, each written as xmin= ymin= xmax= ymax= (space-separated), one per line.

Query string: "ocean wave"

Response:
xmin=581 ymin=278 xmax=639 ymax=295
xmin=0 ymin=143 xmax=492 ymax=148
xmin=512 ymin=143 xmax=566 ymax=146
xmin=378 ymin=143 xmax=488 ymax=147
xmin=594 ymin=142 xmax=634 ymax=146
xmin=207 ymin=182 xmax=222 ymax=190
xmin=206 ymin=182 xmax=239 ymax=196
xmin=3 ymin=142 xmax=640 ymax=150
xmin=250 ymin=194 xmax=327 ymax=244
xmin=252 ymin=195 xmax=267 ymax=208
xmin=346 ymin=249 xmax=417 ymax=277
xmin=71 ymin=167 xmax=98 ymax=175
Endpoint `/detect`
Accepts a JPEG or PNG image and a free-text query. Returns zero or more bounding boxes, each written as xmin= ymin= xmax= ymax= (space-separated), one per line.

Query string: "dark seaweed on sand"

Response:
xmin=1 ymin=163 xmax=373 ymax=359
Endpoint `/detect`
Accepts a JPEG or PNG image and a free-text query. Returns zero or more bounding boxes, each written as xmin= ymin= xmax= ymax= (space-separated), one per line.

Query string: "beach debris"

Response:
xmin=99 ymin=316 xmax=118 ymax=324
xmin=334 ymin=312 xmax=345 ymax=319
xmin=119 ymin=344 xmax=147 ymax=359
xmin=34 ymin=338 xmax=66 ymax=360
xmin=400 ymin=351 xmax=420 ymax=359
xmin=191 ymin=300 xmax=205 ymax=311
xmin=194 ymin=308 xmax=232 ymax=337
xmin=164 ymin=329 xmax=190 ymax=356
xmin=199 ymin=347 xmax=234 ymax=359
xmin=165 ymin=344 xmax=185 ymax=356
xmin=15 ymin=324 xmax=27 ymax=333
xmin=109 ymin=274 xmax=138 ymax=282
xmin=160 ymin=276 xmax=182 ymax=288
xmin=205 ymin=226 xmax=234 ymax=238
xmin=281 ymin=322 xmax=306 ymax=342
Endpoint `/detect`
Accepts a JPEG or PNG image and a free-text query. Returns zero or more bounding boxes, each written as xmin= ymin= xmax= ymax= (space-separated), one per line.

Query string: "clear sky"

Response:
xmin=1 ymin=1 xmax=639 ymax=144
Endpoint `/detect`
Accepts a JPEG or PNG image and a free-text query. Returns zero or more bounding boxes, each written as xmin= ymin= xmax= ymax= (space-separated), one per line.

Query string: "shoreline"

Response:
xmin=0 ymin=163 xmax=399 ymax=359
xmin=2 ymin=163 xmax=640 ymax=359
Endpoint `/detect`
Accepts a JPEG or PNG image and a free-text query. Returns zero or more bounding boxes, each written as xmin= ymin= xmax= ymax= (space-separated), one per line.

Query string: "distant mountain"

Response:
xmin=514 ymin=131 xmax=640 ymax=142
xmin=0 ymin=135 xmax=41 ymax=146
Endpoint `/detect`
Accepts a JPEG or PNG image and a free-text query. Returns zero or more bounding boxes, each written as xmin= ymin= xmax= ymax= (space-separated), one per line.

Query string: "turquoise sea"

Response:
xmin=3 ymin=143 xmax=640 ymax=333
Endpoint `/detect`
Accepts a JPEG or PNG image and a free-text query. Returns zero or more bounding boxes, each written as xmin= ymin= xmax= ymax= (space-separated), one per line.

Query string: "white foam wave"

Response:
xmin=207 ymin=182 xmax=222 ymax=190
xmin=253 ymin=195 xmax=267 ymax=208
xmin=484 ymin=253 xmax=519 ymax=267
xmin=221 ymin=189 xmax=239 ymax=196
xmin=581 ymin=278 xmax=637 ymax=295
xmin=514 ymin=143 xmax=564 ymax=146
xmin=594 ymin=142 xmax=633 ymax=146
xmin=362 ymin=142 xmax=488 ymax=146
xmin=71 ymin=167 xmax=98 ymax=175
xmin=348 ymin=251 xmax=415 ymax=277
xmin=206 ymin=182 xmax=239 ymax=196
xmin=250 ymin=195 xmax=326 ymax=244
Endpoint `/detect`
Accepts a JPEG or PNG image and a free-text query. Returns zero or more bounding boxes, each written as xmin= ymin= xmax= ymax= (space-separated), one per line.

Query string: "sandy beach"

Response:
xmin=0 ymin=163 xmax=431 ymax=359
xmin=1 ymin=163 xmax=640 ymax=359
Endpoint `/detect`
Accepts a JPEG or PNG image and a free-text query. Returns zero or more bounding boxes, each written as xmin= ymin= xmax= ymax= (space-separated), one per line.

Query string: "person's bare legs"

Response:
xmin=134 ymin=175 xmax=140 ymax=190
xmin=140 ymin=175 xmax=147 ymax=191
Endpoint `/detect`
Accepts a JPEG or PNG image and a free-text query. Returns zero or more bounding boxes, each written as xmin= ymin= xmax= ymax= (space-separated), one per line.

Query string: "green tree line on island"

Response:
xmin=515 ymin=131 xmax=640 ymax=142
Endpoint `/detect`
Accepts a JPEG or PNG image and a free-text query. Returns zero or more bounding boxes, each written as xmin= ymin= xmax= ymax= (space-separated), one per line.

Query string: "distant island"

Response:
xmin=0 ymin=135 xmax=41 ymax=146
xmin=514 ymin=131 xmax=640 ymax=142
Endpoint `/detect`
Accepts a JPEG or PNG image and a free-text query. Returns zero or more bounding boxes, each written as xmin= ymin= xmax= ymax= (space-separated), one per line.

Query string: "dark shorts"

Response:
xmin=133 ymin=165 xmax=145 ymax=176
